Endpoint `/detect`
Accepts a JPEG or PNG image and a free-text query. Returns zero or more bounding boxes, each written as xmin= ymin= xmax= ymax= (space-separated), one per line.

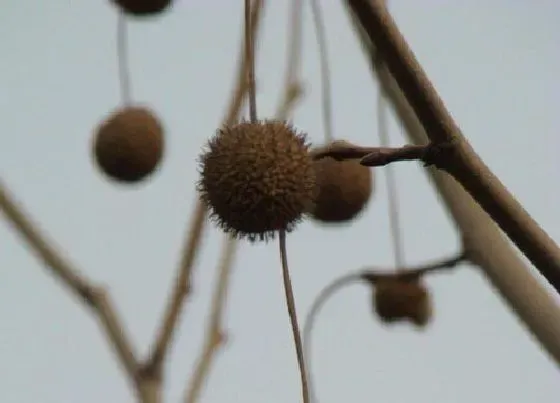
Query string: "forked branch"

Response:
xmin=343 ymin=0 xmax=560 ymax=365
xmin=345 ymin=0 xmax=560 ymax=293
xmin=0 ymin=181 xmax=139 ymax=388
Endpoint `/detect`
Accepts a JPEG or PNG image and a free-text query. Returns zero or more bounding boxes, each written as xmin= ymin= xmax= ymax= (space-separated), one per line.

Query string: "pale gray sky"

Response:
xmin=1 ymin=1 xmax=559 ymax=403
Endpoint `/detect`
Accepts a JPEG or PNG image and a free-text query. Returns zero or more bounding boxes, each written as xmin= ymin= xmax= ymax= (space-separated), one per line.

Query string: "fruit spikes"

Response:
xmin=198 ymin=120 xmax=316 ymax=242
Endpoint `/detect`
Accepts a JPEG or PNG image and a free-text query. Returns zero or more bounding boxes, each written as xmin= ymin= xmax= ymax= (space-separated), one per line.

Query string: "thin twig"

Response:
xmin=116 ymin=11 xmax=132 ymax=105
xmin=309 ymin=0 xmax=334 ymax=143
xmin=245 ymin=0 xmax=258 ymax=122
xmin=183 ymin=235 xmax=237 ymax=403
xmin=145 ymin=0 xmax=265 ymax=376
xmin=346 ymin=0 xmax=560 ymax=293
xmin=275 ymin=0 xmax=306 ymax=123
xmin=359 ymin=251 xmax=466 ymax=284
xmin=279 ymin=230 xmax=310 ymax=403
xmin=278 ymin=0 xmax=303 ymax=109
xmin=376 ymin=63 xmax=405 ymax=269
xmin=302 ymin=251 xmax=465 ymax=403
xmin=0 ymin=181 xmax=139 ymax=387
xmin=313 ymin=142 xmax=431 ymax=164
xmin=344 ymin=2 xmax=560 ymax=365
xmin=145 ymin=201 xmax=206 ymax=374
xmin=303 ymin=271 xmax=363 ymax=403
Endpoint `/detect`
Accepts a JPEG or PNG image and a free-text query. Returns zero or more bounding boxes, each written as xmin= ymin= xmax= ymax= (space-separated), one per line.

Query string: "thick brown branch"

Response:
xmin=346 ymin=0 xmax=560 ymax=293
xmin=0 ymin=181 xmax=139 ymax=385
xmin=343 ymin=2 xmax=560 ymax=365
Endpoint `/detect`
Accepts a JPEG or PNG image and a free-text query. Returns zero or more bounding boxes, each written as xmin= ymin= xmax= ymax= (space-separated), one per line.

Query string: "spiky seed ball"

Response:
xmin=198 ymin=120 xmax=316 ymax=242
xmin=112 ymin=0 xmax=173 ymax=16
xmin=310 ymin=140 xmax=374 ymax=224
xmin=373 ymin=277 xmax=432 ymax=328
xmin=92 ymin=106 xmax=164 ymax=183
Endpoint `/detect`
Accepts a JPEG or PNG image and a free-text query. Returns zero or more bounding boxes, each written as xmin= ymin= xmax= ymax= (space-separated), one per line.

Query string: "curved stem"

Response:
xmin=279 ymin=230 xmax=310 ymax=403
xmin=303 ymin=251 xmax=465 ymax=402
xmin=303 ymin=271 xmax=365 ymax=403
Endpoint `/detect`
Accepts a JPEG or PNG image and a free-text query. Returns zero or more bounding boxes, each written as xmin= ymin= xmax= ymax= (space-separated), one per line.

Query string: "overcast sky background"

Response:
xmin=1 ymin=1 xmax=559 ymax=402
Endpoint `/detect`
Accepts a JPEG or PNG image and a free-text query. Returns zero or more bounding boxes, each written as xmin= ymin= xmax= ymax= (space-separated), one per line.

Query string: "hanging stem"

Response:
xmin=279 ymin=230 xmax=310 ymax=403
xmin=377 ymin=82 xmax=405 ymax=269
xmin=116 ymin=11 xmax=132 ymax=105
xmin=303 ymin=271 xmax=364 ymax=403
xmin=245 ymin=0 xmax=258 ymax=122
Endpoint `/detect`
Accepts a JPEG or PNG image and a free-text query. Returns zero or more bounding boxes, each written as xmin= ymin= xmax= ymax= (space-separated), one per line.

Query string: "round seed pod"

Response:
xmin=92 ymin=105 xmax=164 ymax=184
xmin=373 ymin=276 xmax=432 ymax=328
xmin=310 ymin=140 xmax=373 ymax=224
xmin=112 ymin=0 xmax=173 ymax=17
xmin=198 ymin=120 xmax=316 ymax=242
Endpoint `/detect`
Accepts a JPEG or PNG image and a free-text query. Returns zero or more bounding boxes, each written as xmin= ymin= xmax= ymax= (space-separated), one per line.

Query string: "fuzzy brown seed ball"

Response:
xmin=92 ymin=106 xmax=164 ymax=183
xmin=198 ymin=120 xmax=316 ymax=242
xmin=310 ymin=140 xmax=373 ymax=224
xmin=112 ymin=0 xmax=173 ymax=16
xmin=373 ymin=277 xmax=432 ymax=328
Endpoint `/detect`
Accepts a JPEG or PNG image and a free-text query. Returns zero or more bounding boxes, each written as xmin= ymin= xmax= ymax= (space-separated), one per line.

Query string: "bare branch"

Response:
xmin=0 ymin=180 xmax=139 ymax=385
xmin=345 ymin=0 xmax=560 ymax=293
xmin=145 ymin=201 xmax=206 ymax=374
xmin=183 ymin=235 xmax=237 ymax=403
xmin=311 ymin=141 xmax=432 ymax=165
xmin=144 ymin=0 xmax=266 ymax=376
xmin=361 ymin=143 xmax=452 ymax=167
xmin=309 ymin=0 xmax=334 ymax=143
xmin=359 ymin=250 xmax=466 ymax=284
xmin=344 ymin=2 xmax=560 ymax=366
xmin=182 ymin=0 xmax=306 ymax=400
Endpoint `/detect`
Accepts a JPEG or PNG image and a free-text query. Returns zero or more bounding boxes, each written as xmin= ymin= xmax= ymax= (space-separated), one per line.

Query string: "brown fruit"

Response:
xmin=92 ymin=106 xmax=164 ymax=183
xmin=112 ymin=0 xmax=173 ymax=16
xmin=310 ymin=140 xmax=373 ymax=223
xmin=198 ymin=120 xmax=316 ymax=242
xmin=373 ymin=276 xmax=432 ymax=328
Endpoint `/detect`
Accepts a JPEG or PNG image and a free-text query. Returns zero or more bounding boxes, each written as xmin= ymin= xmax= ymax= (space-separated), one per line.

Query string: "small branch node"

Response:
xmin=421 ymin=140 xmax=456 ymax=169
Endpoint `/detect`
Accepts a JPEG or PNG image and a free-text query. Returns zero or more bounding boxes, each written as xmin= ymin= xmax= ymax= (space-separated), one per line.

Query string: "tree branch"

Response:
xmin=144 ymin=0 xmax=266 ymax=376
xmin=345 ymin=0 xmax=560 ymax=293
xmin=183 ymin=235 xmax=237 ymax=403
xmin=359 ymin=250 xmax=466 ymax=283
xmin=343 ymin=1 xmax=560 ymax=366
xmin=312 ymin=142 xmax=438 ymax=166
xmin=182 ymin=0 xmax=305 ymax=399
xmin=0 ymin=181 xmax=140 ymax=387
